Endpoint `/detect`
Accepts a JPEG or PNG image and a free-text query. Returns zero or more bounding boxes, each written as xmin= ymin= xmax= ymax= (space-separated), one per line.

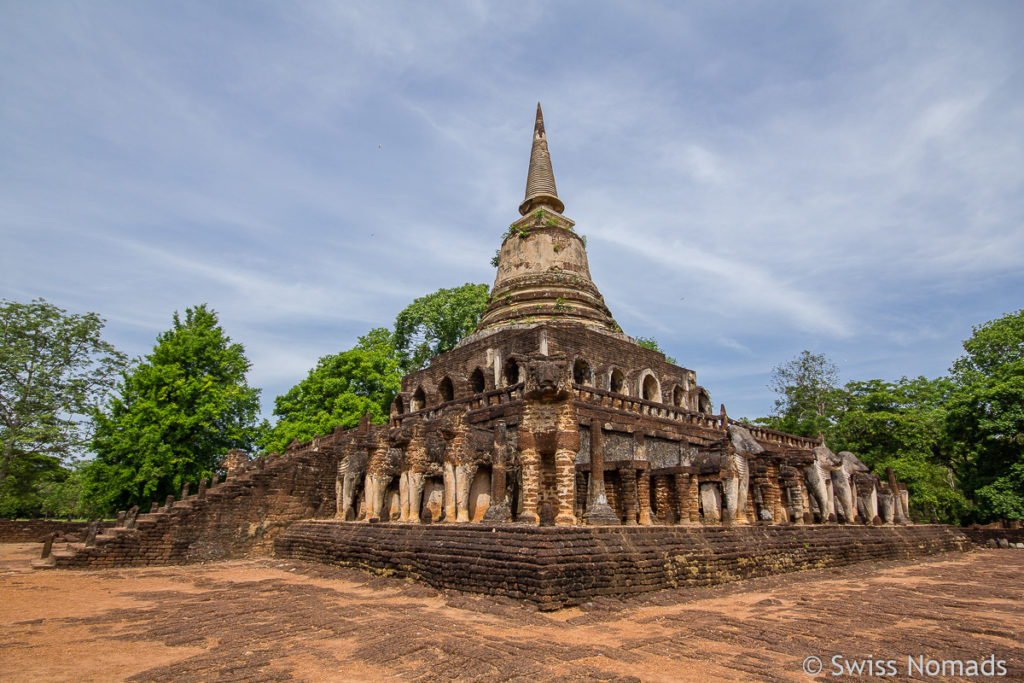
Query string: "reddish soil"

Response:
xmin=0 ymin=543 xmax=1021 ymax=682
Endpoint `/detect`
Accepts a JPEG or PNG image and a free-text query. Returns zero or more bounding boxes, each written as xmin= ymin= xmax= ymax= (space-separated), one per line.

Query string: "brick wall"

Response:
xmin=0 ymin=520 xmax=115 ymax=543
xmin=961 ymin=526 xmax=1024 ymax=546
xmin=46 ymin=448 xmax=338 ymax=569
xmin=274 ymin=521 xmax=970 ymax=611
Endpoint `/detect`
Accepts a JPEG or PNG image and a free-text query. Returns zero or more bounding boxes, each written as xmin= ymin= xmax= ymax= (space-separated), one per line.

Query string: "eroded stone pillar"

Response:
xmin=700 ymin=482 xmax=721 ymax=523
xmin=620 ymin=466 xmax=638 ymax=526
xmin=408 ymin=471 xmax=425 ymax=523
xmin=443 ymin=462 xmax=456 ymax=522
xmin=455 ymin=464 xmax=476 ymax=522
xmin=554 ymin=447 xmax=576 ymax=526
xmin=399 ymin=471 xmax=410 ymax=521
xmin=886 ymin=467 xmax=909 ymax=524
xmin=490 ymin=422 xmax=507 ymax=504
xmin=673 ymin=473 xmax=693 ymax=524
xmin=637 ymin=467 xmax=653 ymax=525
xmin=483 ymin=422 xmax=512 ymax=522
xmin=583 ymin=421 xmax=618 ymax=525
xmin=765 ymin=465 xmax=785 ymax=524
xmin=519 ymin=443 xmax=540 ymax=525
xmin=365 ymin=473 xmax=391 ymax=521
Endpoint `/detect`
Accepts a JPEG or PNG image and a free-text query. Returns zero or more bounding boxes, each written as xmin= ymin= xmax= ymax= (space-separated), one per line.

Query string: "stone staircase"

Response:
xmin=32 ymin=447 xmax=337 ymax=570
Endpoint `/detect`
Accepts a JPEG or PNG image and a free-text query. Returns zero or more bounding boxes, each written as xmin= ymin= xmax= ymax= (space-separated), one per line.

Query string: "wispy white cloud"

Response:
xmin=2 ymin=1 xmax=1022 ymax=420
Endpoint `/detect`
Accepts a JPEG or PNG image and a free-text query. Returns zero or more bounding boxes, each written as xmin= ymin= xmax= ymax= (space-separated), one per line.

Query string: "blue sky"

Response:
xmin=2 ymin=1 xmax=1022 ymax=421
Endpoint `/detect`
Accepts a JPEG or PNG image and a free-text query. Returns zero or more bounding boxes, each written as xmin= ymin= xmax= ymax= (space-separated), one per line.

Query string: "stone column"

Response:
xmin=443 ymin=463 xmax=456 ymax=522
xmin=765 ymin=463 xmax=784 ymax=523
xmin=519 ymin=443 xmax=540 ymax=525
xmin=637 ymin=466 xmax=653 ymax=525
xmin=408 ymin=471 xmax=425 ymax=523
xmin=554 ymin=447 xmax=577 ymax=526
xmin=490 ymin=421 xmax=507 ymax=504
xmin=455 ymin=464 xmax=476 ymax=522
xmin=575 ymin=470 xmax=587 ymax=519
xmin=673 ymin=473 xmax=688 ymax=524
xmin=886 ymin=467 xmax=909 ymax=523
xmin=583 ymin=421 xmax=618 ymax=525
xmin=653 ymin=475 xmax=671 ymax=522
xmin=518 ymin=413 xmax=541 ymax=525
xmin=483 ymin=421 xmax=512 ymax=522
xmin=633 ymin=432 xmax=653 ymax=525
xmin=620 ymin=466 xmax=638 ymax=526
xmin=700 ymin=482 xmax=722 ymax=523
xmin=399 ymin=471 xmax=410 ymax=521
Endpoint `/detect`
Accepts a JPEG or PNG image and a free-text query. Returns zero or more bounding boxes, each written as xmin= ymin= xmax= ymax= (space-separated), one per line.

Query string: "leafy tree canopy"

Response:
xmin=393 ymin=283 xmax=489 ymax=372
xmin=945 ymin=309 xmax=1024 ymax=521
xmin=85 ymin=305 xmax=260 ymax=513
xmin=260 ymin=328 xmax=401 ymax=454
xmin=0 ymin=298 xmax=126 ymax=515
xmin=634 ymin=336 xmax=677 ymax=365
xmin=829 ymin=376 xmax=965 ymax=523
xmin=757 ymin=350 xmax=840 ymax=437
xmin=263 ymin=284 xmax=490 ymax=454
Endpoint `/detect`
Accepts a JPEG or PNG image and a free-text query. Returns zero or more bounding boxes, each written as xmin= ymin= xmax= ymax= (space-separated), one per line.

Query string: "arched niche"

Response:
xmin=438 ymin=376 xmax=454 ymax=402
xmin=697 ymin=387 xmax=713 ymax=415
xmin=609 ymin=367 xmax=626 ymax=394
xmin=470 ymin=367 xmax=486 ymax=393
xmin=640 ymin=371 xmax=661 ymax=402
xmin=672 ymin=385 xmax=685 ymax=408
xmin=412 ymin=386 xmax=427 ymax=412
xmin=572 ymin=357 xmax=593 ymax=385
xmin=503 ymin=357 xmax=520 ymax=386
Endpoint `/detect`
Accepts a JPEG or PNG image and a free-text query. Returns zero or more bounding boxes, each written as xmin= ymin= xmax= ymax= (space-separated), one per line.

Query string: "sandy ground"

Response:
xmin=0 ymin=544 xmax=1021 ymax=682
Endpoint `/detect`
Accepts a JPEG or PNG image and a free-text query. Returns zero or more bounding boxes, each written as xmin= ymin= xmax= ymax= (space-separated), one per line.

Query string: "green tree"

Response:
xmin=260 ymin=328 xmax=401 ymax=454
xmin=634 ymin=336 xmax=678 ymax=365
xmin=85 ymin=305 xmax=260 ymax=513
xmin=829 ymin=376 xmax=965 ymax=523
xmin=392 ymin=283 xmax=489 ymax=372
xmin=0 ymin=298 xmax=126 ymax=516
xmin=758 ymin=350 xmax=840 ymax=437
xmin=945 ymin=309 xmax=1024 ymax=521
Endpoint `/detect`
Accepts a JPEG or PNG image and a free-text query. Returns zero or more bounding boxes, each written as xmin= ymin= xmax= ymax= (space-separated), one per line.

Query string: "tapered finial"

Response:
xmin=519 ymin=102 xmax=565 ymax=215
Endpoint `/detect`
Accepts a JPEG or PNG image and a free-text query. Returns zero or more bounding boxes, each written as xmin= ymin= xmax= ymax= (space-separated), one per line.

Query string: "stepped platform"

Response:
xmin=274 ymin=521 xmax=970 ymax=611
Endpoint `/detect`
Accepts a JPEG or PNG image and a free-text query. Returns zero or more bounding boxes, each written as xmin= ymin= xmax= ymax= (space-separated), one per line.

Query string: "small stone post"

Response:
xmin=180 ymin=483 xmax=190 ymax=499
xmin=125 ymin=505 xmax=139 ymax=529
xmin=40 ymin=532 xmax=57 ymax=559
xmin=84 ymin=520 xmax=99 ymax=547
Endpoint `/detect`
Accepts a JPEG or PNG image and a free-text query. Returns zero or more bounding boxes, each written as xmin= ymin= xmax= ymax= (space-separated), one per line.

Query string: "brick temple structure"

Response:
xmin=335 ymin=103 xmax=911 ymax=531
xmin=33 ymin=105 xmax=966 ymax=608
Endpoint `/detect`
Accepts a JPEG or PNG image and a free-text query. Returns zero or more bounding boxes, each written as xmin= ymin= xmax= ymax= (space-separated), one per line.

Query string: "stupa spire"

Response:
xmin=519 ymin=103 xmax=565 ymax=216
xmin=464 ymin=103 xmax=618 ymax=340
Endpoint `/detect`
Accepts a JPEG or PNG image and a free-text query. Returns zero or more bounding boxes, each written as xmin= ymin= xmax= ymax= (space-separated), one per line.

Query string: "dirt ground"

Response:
xmin=0 ymin=544 xmax=1021 ymax=682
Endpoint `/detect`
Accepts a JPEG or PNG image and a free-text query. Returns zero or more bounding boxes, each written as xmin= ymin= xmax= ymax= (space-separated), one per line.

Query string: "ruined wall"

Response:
xmin=962 ymin=526 xmax=1024 ymax=547
xmin=46 ymin=448 xmax=337 ymax=569
xmin=0 ymin=520 xmax=115 ymax=543
xmin=275 ymin=521 xmax=970 ymax=611
xmin=400 ymin=324 xmax=701 ymax=413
